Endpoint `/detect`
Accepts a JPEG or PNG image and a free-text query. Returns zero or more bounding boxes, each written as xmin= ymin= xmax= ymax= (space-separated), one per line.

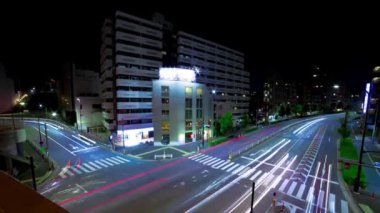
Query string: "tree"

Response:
xmin=220 ymin=112 xmax=233 ymax=135
xmin=279 ymin=105 xmax=286 ymax=117
xmin=285 ymin=104 xmax=291 ymax=116
xmin=240 ymin=114 xmax=249 ymax=129
xmin=292 ymin=104 xmax=303 ymax=116
xmin=214 ymin=121 xmax=221 ymax=137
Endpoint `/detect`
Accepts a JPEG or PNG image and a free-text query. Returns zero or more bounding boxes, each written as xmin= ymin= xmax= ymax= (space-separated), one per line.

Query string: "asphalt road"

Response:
xmin=22 ymin=114 xmax=350 ymax=213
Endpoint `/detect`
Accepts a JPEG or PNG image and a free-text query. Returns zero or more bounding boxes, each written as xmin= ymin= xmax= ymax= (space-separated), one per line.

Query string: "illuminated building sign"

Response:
xmin=159 ymin=68 xmax=196 ymax=82
xmin=363 ymin=83 xmax=371 ymax=113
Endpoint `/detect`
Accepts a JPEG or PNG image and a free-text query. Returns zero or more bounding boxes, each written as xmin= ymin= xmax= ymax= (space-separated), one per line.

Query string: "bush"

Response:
xmin=208 ymin=136 xmax=227 ymax=147
xmin=340 ymin=138 xmax=367 ymax=189
xmin=242 ymin=127 xmax=258 ymax=134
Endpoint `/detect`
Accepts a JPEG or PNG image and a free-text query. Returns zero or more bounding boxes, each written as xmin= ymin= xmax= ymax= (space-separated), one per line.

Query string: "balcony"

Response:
xmin=117 ymin=102 xmax=152 ymax=109
xmin=116 ymin=79 xmax=152 ymax=87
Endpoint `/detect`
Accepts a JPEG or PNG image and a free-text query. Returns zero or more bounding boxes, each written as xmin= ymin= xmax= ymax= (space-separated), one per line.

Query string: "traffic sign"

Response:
xmin=374 ymin=162 xmax=380 ymax=169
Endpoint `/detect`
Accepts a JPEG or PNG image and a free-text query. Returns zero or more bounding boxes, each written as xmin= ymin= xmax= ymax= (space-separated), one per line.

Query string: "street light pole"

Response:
xmin=77 ymin=98 xmax=82 ymax=132
xmin=354 ymin=83 xmax=371 ymax=192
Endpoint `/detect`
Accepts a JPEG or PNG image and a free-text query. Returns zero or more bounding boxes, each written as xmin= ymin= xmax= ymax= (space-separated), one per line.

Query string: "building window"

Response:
xmin=185 ymin=109 xmax=192 ymax=120
xmin=161 ymin=98 xmax=169 ymax=104
xmin=196 ymin=109 xmax=203 ymax=119
xmin=185 ymin=121 xmax=192 ymax=131
xmin=196 ymin=99 xmax=203 ymax=108
xmin=185 ymin=87 xmax=192 ymax=97
xmin=162 ymin=110 xmax=169 ymax=116
xmin=196 ymin=88 xmax=203 ymax=96
xmin=161 ymin=121 xmax=170 ymax=131
xmin=185 ymin=98 xmax=192 ymax=108
xmin=162 ymin=86 xmax=169 ymax=97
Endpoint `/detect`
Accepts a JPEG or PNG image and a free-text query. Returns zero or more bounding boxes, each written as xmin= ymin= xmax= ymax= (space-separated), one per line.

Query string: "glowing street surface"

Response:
xmin=29 ymin=114 xmax=350 ymax=212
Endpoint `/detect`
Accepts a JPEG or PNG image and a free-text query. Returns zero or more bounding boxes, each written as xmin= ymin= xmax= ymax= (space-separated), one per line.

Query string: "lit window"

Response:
xmin=185 ymin=87 xmax=192 ymax=97
xmin=196 ymin=88 xmax=203 ymax=96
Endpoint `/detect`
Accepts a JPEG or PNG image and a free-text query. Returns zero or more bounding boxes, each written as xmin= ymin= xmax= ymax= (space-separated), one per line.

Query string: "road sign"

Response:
xmin=374 ymin=162 xmax=380 ymax=169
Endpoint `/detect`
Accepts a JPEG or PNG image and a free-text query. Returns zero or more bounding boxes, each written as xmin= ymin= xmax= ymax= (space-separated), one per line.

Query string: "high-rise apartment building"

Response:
xmin=176 ymin=31 xmax=250 ymax=121
xmin=100 ymin=11 xmax=163 ymax=144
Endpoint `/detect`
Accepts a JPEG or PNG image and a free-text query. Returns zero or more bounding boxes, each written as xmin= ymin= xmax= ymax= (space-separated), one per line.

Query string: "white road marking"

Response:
xmin=287 ymin=181 xmax=297 ymax=195
xmin=341 ymin=200 xmax=348 ymax=213
xmin=32 ymin=127 xmax=76 ymax=156
xmin=329 ymin=193 xmax=335 ymax=213
xmin=189 ymin=153 xmax=202 ymax=159
xmin=110 ymin=157 xmax=126 ymax=164
xmin=88 ymin=161 xmax=102 ymax=169
xmin=226 ymin=164 xmax=240 ymax=172
xmin=279 ymin=179 xmax=289 ymax=192
xmin=212 ymin=160 xmax=227 ymax=169
xmin=198 ymin=156 xmax=213 ymax=163
xmin=206 ymin=158 xmax=221 ymax=166
xmin=72 ymin=146 xmax=99 ymax=153
xmin=238 ymin=167 xmax=251 ymax=176
xmin=296 ymin=184 xmax=306 ymax=198
xmin=221 ymin=162 xmax=235 ymax=170
xmin=317 ymin=190 xmax=325 ymax=209
xmin=249 ymin=170 xmax=262 ymax=181
xmin=65 ymin=169 xmax=74 ymax=176
xmin=202 ymin=157 xmax=217 ymax=165
xmin=100 ymin=159 xmax=114 ymax=166
xmin=193 ymin=155 xmax=208 ymax=161
xmin=71 ymin=166 xmax=82 ymax=174
xmin=115 ymin=156 xmax=130 ymax=162
xmin=95 ymin=160 xmax=108 ymax=168
xmin=232 ymin=165 xmax=246 ymax=174
xmin=82 ymin=163 xmax=97 ymax=171
xmin=78 ymin=165 xmax=91 ymax=173
xmin=105 ymin=158 xmax=120 ymax=165
xmin=76 ymin=184 xmax=88 ymax=193
xmin=255 ymin=172 xmax=268 ymax=184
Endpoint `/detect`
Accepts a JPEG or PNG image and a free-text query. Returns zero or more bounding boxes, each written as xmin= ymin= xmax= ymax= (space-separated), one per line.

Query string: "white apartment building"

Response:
xmin=176 ymin=31 xmax=250 ymax=122
xmin=101 ymin=11 xmax=163 ymax=146
xmin=152 ymin=68 xmax=212 ymax=146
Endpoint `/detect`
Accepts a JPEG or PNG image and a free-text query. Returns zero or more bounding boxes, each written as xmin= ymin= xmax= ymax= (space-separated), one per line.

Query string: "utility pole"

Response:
xmin=37 ymin=116 xmax=42 ymax=145
xmin=250 ymin=182 xmax=255 ymax=213
xmin=354 ymin=83 xmax=371 ymax=192
xmin=29 ymin=156 xmax=37 ymax=190
xmin=44 ymin=122 xmax=49 ymax=152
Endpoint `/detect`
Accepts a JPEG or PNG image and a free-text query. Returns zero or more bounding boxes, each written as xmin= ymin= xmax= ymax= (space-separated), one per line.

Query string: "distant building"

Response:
xmin=152 ymin=68 xmax=212 ymax=146
xmin=263 ymin=78 xmax=298 ymax=115
xmin=0 ymin=63 xmax=15 ymax=113
xmin=58 ymin=63 xmax=102 ymax=131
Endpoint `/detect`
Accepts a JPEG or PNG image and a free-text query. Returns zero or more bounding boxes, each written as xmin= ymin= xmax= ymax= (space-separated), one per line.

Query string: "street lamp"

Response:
xmin=76 ymin=98 xmax=82 ymax=131
xmin=333 ymin=84 xmax=340 ymax=89
xmin=354 ymin=83 xmax=371 ymax=192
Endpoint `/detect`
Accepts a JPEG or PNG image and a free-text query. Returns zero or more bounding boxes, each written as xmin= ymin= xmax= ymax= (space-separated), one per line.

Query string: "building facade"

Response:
xmin=101 ymin=11 xmax=163 ymax=145
xmin=176 ymin=31 xmax=250 ymax=123
xmin=152 ymin=68 xmax=211 ymax=146
xmin=0 ymin=63 xmax=15 ymax=113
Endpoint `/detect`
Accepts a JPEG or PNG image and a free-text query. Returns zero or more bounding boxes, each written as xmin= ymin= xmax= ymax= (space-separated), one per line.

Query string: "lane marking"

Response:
xmin=232 ymin=165 xmax=246 ymax=174
xmin=115 ymin=156 xmax=130 ymax=162
xmin=82 ymin=163 xmax=97 ymax=171
xmin=287 ymin=181 xmax=297 ymax=195
xmin=226 ymin=164 xmax=240 ymax=172
xmin=221 ymin=162 xmax=235 ymax=170
xmin=279 ymin=179 xmax=289 ymax=192
xmin=110 ymin=157 xmax=126 ymax=164
xmin=72 ymin=146 xmax=99 ymax=153
xmin=100 ymin=159 xmax=114 ymax=166
xmin=296 ymin=184 xmax=306 ymax=199
xmin=105 ymin=158 xmax=120 ymax=165
xmin=95 ymin=160 xmax=108 ymax=168
xmin=198 ymin=156 xmax=213 ymax=163
xmin=341 ymin=200 xmax=348 ymax=213
xmin=32 ymin=127 xmax=76 ymax=156
xmin=202 ymin=157 xmax=217 ymax=165
xmin=255 ymin=172 xmax=268 ymax=184
xmin=206 ymin=159 xmax=222 ymax=166
xmin=211 ymin=160 xmax=226 ymax=168
xmin=249 ymin=170 xmax=262 ymax=181
xmin=78 ymin=165 xmax=91 ymax=173
xmin=88 ymin=162 xmax=102 ymax=170
xmin=329 ymin=193 xmax=335 ymax=213
xmin=317 ymin=190 xmax=325 ymax=209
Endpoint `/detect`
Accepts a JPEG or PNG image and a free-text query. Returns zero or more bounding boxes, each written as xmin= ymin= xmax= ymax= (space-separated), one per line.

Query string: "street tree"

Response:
xmin=220 ymin=112 xmax=233 ymax=135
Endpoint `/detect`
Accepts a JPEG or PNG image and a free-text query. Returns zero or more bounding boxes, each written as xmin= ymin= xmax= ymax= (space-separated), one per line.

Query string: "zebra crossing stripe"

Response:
xmin=83 ymin=163 xmax=97 ymax=171
xmin=207 ymin=159 xmax=222 ymax=166
xmin=211 ymin=160 xmax=226 ymax=168
xmin=115 ymin=156 xmax=130 ymax=162
xmin=241 ymin=168 xmax=256 ymax=178
xmin=255 ymin=172 xmax=268 ymax=183
xmin=249 ymin=170 xmax=262 ymax=181
xmin=263 ymin=174 xmax=275 ymax=185
xmin=111 ymin=157 xmax=125 ymax=163
xmin=341 ymin=200 xmax=348 ymax=213
xmin=189 ymin=153 xmax=202 ymax=159
xmin=199 ymin=156 xmax=213 ymax=163
xmin=193 ymin=155 xmax=208 ymax=161
xmin=221 ymin=162 xmax=235 ymax=170
xmin=232 ymin=165 xmax=246 ymax=174
xmin=78 ymin=165 xmax=91 ymax=173
xmin=287 ymin=181 xmax=297 ymax=195
xmin=317 ymin=190 xmax=325 ymax=209
xmin=59 ymin=168 xmax=67 ymax=178
xmin=213 ymin=160 xmax=229 ymax=169
xmin=106 ymin=158 xmax=120 ymax=164
xmin=89 ymin=162 xmax=102 ymax=169
xmin=202 ymin=157 xmax=217 ymax=165
xmin=71 ymin=166 xmax=82 ymax=174
xmin=296 ymin=184 xmax=306 ymax=199
xmin=329 ymin=193 xmax=335 ymax=213
xmin=226 ymin=164 xmax=240 ymax=172
xmin=100 ymin=159 xmax=114 ymax=166
xmin=95 ymin=160 xmax=108 ymax=168
xmin=110 ymin=157 xmax=126 ymax=164
xmin=65 ymin=169 xmax=75 ymax=176
xmin=279 ymin=179 xmax=289 ymax=192
xmin=238 ymin=167 xmax=251 ymax=176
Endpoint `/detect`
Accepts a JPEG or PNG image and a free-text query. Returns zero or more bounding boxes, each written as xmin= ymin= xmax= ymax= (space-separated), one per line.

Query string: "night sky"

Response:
xmin=0 ymin=3 xmax=379 ymax=93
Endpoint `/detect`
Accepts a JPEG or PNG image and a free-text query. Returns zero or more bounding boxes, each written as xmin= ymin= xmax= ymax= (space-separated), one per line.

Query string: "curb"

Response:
xmin=336 ymin=138 xmax=362 ymax=213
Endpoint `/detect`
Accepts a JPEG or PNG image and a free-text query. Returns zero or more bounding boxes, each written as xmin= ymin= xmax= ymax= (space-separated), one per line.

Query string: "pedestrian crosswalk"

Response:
xmin=59 ymin=156 xmax=130 ymax=178
xmin=277 ymin=178 xmax=349 ymax=213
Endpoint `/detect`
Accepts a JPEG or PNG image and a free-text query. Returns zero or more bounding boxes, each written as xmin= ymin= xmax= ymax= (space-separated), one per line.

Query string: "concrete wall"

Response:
xmin=0 ymin=128 xmax=26 ymax=156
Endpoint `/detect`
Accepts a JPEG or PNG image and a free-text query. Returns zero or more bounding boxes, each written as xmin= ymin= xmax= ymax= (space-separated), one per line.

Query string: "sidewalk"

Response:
xmin=349 ymin=120 xmax=380 ymax=213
